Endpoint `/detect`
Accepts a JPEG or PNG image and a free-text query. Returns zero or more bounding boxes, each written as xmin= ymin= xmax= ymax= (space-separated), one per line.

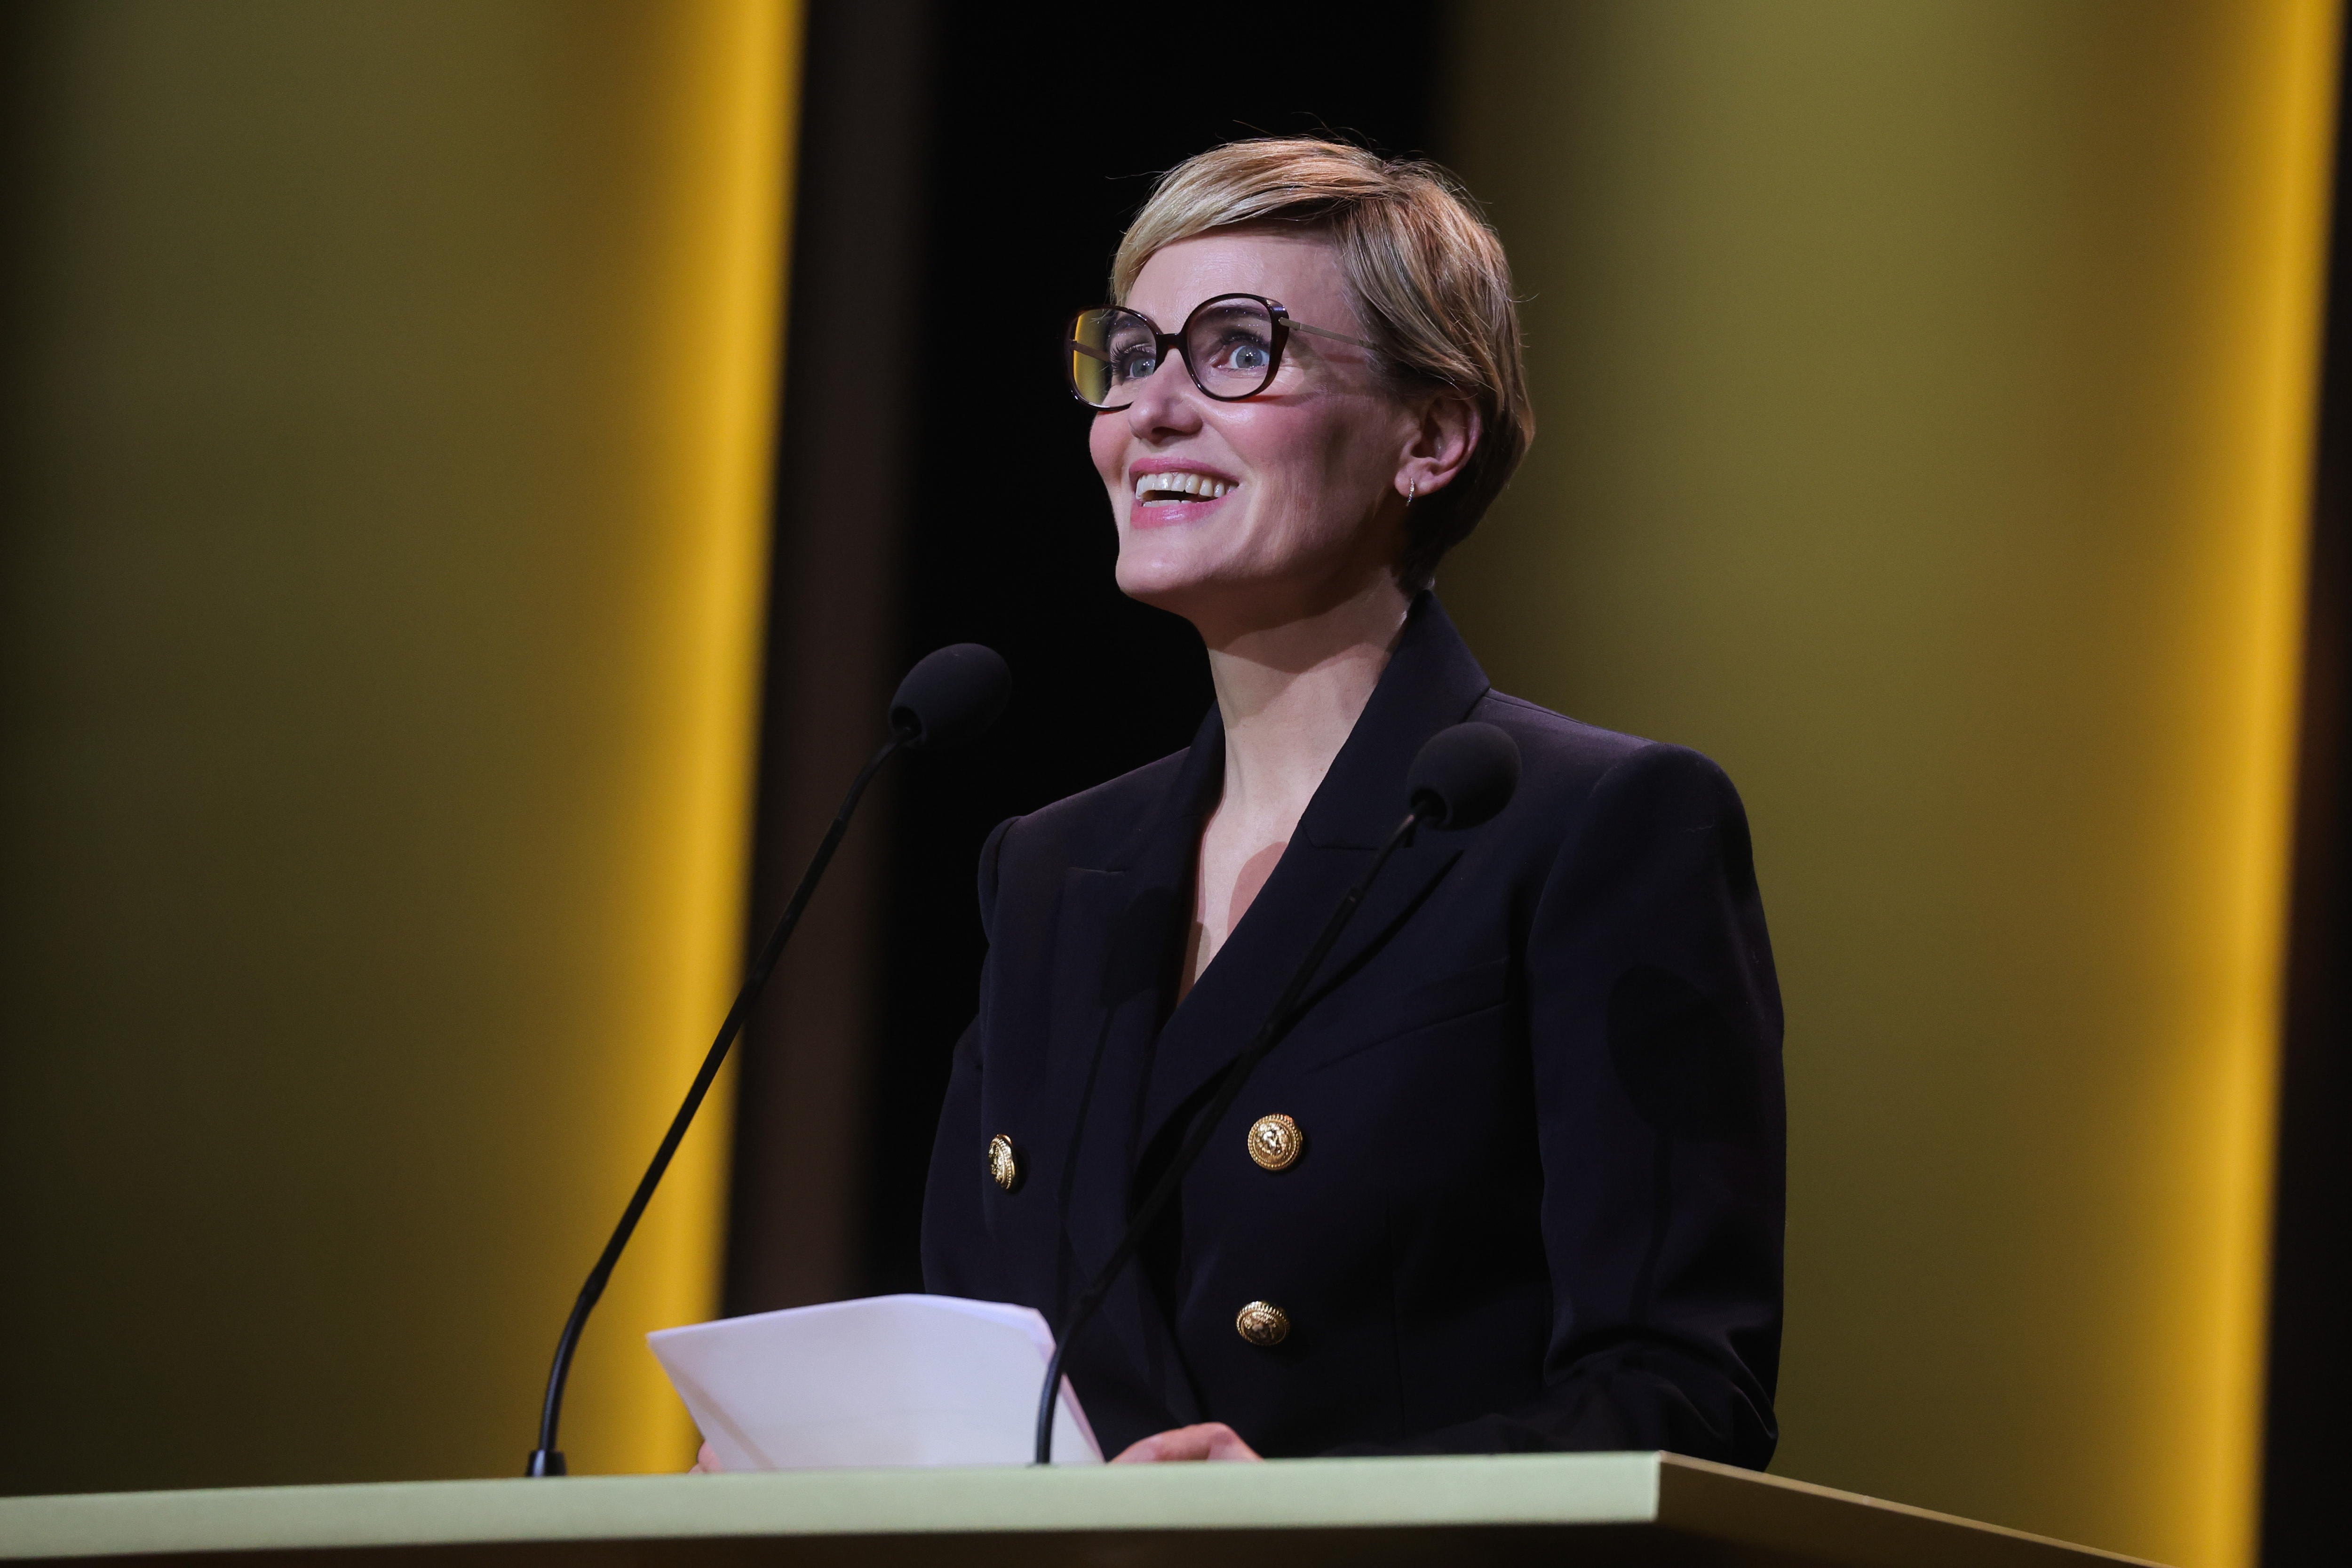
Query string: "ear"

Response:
xmin=1396 ymin=394 xmax=1481 ymax=501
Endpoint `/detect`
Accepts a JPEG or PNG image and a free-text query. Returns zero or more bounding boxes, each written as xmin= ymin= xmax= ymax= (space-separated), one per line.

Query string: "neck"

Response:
xmin=1201 ymin=575 xmax=1413 ymax=822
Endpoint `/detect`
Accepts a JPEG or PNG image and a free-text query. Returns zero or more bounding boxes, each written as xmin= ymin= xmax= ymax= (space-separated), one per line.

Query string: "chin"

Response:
xmin=1119 ymin=554 xmax=1315 ymax=637
xmin=1113 ymin=552 xmax=1222 ymax=615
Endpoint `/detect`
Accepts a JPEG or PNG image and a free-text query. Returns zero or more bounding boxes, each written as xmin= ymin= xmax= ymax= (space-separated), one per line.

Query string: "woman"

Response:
xmin=921 ymin=140 xmax=1783 ymax=1466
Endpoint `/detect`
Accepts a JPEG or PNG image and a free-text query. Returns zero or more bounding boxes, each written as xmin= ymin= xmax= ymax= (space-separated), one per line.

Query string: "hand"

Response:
xmin=1110 ymin=1422 xmax=1262 ymax=1463
xmin=690 ymin=1441 xmax=722 ymax=1473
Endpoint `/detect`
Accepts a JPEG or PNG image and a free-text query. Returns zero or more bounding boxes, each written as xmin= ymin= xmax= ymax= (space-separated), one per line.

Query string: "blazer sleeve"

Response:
xmin=1334 ymin=742 xmax=1786 ymax=1466
xmin=919 ymin=817 xmax=1017 ymax=1303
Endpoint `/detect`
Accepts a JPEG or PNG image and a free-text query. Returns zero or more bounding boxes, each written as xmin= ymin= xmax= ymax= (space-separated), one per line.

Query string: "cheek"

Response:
xmin=1221 ymin=403 xmax=1366 ymax=509
xmin=1088 ymin=419 xmax=1125 ymax=489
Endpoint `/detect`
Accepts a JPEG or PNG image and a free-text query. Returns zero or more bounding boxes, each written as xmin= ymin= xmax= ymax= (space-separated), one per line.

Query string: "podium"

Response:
xmin=0 ymin=1452 xmax=2156 ymax=1567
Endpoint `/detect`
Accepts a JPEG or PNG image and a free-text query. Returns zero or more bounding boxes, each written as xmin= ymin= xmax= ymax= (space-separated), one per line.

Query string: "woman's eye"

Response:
xmin=1203 ymin=334 xmax=1271 ymax=374
xmin=1115 ymin=349 xmax=1158 ymax=380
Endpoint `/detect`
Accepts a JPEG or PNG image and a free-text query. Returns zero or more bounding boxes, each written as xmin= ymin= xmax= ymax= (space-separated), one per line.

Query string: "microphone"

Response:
xmin=1031 ymin=721 xmax=1521 ymax=1463
xmin=527 ymin=643 xmax=1010 ymax=1478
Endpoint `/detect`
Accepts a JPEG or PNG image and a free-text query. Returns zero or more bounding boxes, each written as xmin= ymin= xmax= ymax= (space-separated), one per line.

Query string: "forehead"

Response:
xmin=1126 ymin=230 xmax=1351 ymax=323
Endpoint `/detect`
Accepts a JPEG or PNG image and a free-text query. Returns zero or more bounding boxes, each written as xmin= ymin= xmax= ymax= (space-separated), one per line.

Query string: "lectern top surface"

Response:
xmin=0 ymin=1451 xmax=2165 ymax=1568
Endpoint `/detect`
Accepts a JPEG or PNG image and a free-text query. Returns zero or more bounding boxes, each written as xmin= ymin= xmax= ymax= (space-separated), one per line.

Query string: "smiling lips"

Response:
xmin=1133 ymin=469 xmax=1236 ymax=506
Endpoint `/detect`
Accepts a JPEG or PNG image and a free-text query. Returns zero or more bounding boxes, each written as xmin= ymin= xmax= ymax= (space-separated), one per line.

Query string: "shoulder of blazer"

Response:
xmin=1471 ymin=689 xmax=1747 ymax=824
xmin=975 ymin=748 xmax=1193 ymax=939
xmin=1472 ymin=689 xmax=1658 ymax=785
xmin=1471 ymin=688 xmax=1754 ymax=912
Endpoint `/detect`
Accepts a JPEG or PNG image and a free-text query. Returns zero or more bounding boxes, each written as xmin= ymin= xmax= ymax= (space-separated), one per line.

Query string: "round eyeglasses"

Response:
xmin=1064 ymin=293 xmax=1380 ymax=410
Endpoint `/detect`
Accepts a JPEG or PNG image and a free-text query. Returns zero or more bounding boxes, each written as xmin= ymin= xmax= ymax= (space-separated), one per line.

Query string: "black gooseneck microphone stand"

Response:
xmin=526 ymin=739 xmax=895 ymax=1477
xmin=528 ymin=644 xmax=1008 ymax=1478
xmin=1031 ymin=720 xmax=1520 ymax=1465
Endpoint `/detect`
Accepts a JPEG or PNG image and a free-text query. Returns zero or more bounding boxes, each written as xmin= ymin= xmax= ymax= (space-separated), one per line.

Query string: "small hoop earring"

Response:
xmin=1405 ymin=480 xmax=1417 ymax=506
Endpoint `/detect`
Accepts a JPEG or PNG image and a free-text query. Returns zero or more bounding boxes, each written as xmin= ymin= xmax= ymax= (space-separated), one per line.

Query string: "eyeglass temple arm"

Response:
xmin=1285 ymin=318 xmax=1383 ymax=354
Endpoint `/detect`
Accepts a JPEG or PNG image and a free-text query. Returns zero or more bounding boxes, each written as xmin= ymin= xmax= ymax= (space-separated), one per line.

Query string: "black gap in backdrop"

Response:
xmin=863 ymin=0 xmax=1446 ymax=1291
xmin=2260 ymin=7 xmax=2352 ymax=1561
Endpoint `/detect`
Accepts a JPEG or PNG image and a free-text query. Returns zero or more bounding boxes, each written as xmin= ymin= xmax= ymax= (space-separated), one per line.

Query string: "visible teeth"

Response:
xmin=1134 ymin=471 xmax=1232 ymax=501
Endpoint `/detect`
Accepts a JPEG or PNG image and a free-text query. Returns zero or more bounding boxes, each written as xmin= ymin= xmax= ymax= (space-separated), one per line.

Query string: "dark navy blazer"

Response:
xmin=921 ymin=594 xmax=1785 ymax=1465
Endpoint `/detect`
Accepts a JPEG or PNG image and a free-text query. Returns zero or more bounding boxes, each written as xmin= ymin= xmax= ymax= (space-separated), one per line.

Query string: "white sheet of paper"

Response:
xmin=647 ymin=1293 xmax=1104 ymax=1470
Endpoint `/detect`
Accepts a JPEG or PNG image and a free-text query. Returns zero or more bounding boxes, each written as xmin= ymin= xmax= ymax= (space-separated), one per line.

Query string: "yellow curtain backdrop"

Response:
xmin=1443 ymin=5 xmax=2335 ymax=1566
xmin=0 ymin=0 xmax=795 ymax=1488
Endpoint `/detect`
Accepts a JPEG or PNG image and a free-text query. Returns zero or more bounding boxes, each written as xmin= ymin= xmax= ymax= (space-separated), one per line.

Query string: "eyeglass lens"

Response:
xmin=1066 ymin=296 xmax=1280 ymax=408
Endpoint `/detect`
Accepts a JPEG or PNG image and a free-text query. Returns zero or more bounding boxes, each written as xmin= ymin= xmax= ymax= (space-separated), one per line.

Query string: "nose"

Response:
xmin=1122 ymin=348 xmax=1202 ymax=438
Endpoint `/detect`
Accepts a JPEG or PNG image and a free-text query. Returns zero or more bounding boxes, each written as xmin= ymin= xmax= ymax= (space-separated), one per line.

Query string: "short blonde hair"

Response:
xmin=1112 ymin=139 xmax=1532 ymax=588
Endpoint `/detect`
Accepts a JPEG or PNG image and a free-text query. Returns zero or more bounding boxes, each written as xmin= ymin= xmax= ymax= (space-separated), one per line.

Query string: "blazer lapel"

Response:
xmin=1051 ymin=710 xmax=1223 ymax=1424
xmin=1137 ymin=593 xmax=1494 ymax=1153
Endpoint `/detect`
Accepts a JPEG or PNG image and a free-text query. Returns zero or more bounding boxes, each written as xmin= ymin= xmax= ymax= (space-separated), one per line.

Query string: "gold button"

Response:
xmin=1247 ymin=1113 xmax=1304 ymax=1171
xmin=1235 ymin=1300 xmax=1290 ymax=1347
xmin=987 ymin=1134 xmax=1020 ymax=1191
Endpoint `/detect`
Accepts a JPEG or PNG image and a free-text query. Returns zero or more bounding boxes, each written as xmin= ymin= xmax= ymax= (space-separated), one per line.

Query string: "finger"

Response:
xmin=1201 ymin=1426 xmax=1262 ymax=1462
xmin=1112 ymin=1426 xmax=1216 ymax=1463
xmin=1110 ymin=1433 xmax=1169 ymax=1463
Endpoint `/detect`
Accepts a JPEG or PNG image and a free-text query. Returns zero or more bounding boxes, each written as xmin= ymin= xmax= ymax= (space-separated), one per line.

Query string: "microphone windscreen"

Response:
xmin=890 ymin=644 xmax=1012 ymax=750
xmin=1407 ymin=721 xmax=1520 ymax=830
